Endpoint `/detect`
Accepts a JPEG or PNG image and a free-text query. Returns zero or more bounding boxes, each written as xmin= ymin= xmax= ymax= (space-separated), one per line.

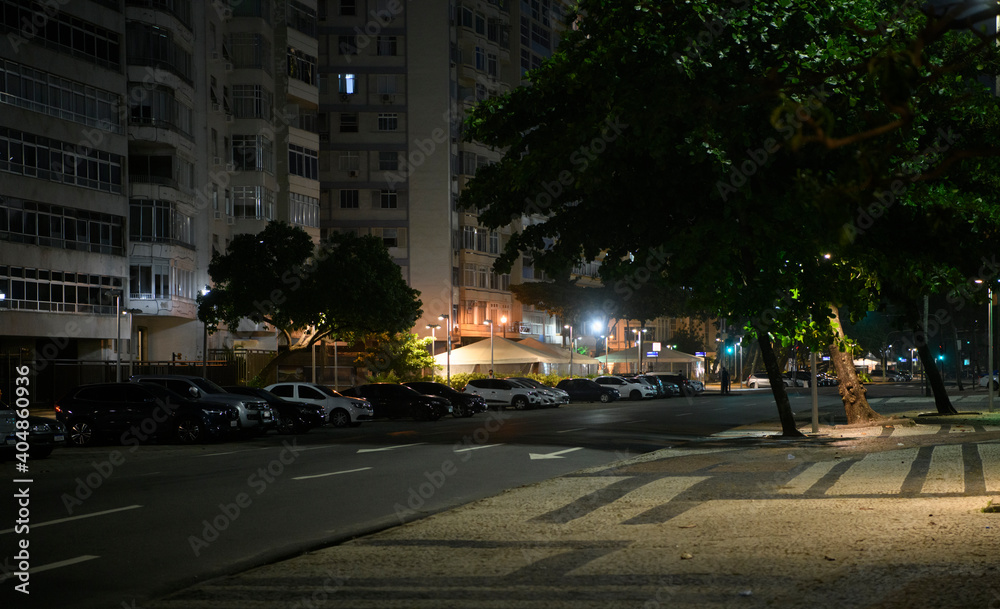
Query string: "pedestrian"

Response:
xmin=720 ymin=366 xmax=730 ymax=395
xmin=488 ymin=369 xmax=494 ymax=379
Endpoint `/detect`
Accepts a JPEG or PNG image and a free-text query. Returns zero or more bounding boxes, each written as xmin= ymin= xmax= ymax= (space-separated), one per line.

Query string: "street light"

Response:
xmin=425 ymin=324 xmax=440 ymax=356
xmin=104 ymin=288 xmax=123 ymax=382
xmin=439 ymin=313 xmax=452 ymax=386
xmin=600 ymin=335 xmax=608 ymax=373
xmin=201 ymin=286 xmax=211 ymax=379
xmin=500 ymin=315 xmax=507 ymax=339
xmin=632 ymin=328 xmax=647 ymax=373
xmin=564 ymin=324 xmax=574 ymax=378
xmin=485 ymin=319 xmax=494 ymax=377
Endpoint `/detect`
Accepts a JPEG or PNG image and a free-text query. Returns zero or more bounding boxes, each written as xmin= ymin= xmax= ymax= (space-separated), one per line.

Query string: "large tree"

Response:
xmin=198 ymin=222 xmax=423 ymax=382
xmin=462 ymin=0 xmax=1000 ymax=433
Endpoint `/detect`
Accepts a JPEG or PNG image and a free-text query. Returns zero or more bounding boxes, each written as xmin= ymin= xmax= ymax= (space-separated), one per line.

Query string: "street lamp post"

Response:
xmin=439 ymin=313 xmax=452 ymax=386
xmin=426 ymin=324 xmax=440 ymax=356
xmin=564 ymin=324 xmax=574 ymax=378
xmin=104 ymin=289 xmax=123 ymax=382
xmin=201 ymin=287 xmax=211 ymax=379
xmin=632 ymin=328 xmax=646 ymax=373
xmin=485 ymin=319 xmax=494 ymax=377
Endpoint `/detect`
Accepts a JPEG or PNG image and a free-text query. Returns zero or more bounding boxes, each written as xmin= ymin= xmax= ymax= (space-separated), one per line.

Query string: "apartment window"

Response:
xmin=475 ymin=228 xmax=488 ymax=252
xmin=340 ymin=113 xmax=358 ymax=132
xmin=379 ymin=190 xmax=397 ymax=209
xmin=340 ymin=0 xmax=356 ymax=15
xmin=476 ymin=265 xmax=488 ymax=288
xmin=475 ymin=47 xmax=486 ymax=70
xmin=377 ymin=113 xmax=398 ymax=131
xmin=459 ymin=6 xmax=473 ymax=27
xmin=373 ymin=227 xmax=405 ymax=248
xmin=0 ymin=197 xmax=124 ymax=255
xmin=289 ymin=192 xmax=319 ymax=228
xmin=130 ymin=260 xmax=172 ymax=300
xmin=0 ymin=127 xmax=123 ymax=194
xmin=489 ymin=231 xmax=499 ymax=254
xmin=337 ymin=73 xmax=356 ymax=94
xmin=288 ymin=144 xmax=319 ymax=180
xmin=287 ymin=47 xmax=318 ymax=86
xmin=0 ymin=266 xmax=124 ymax=314
xmin=232 ymin=85 xmax=273 ymax=120
xmin=126 ymin=22 xmax=193 ymax=84
xmin=340 ymin=190 xmax=359 ymax=208
xmin=462 ymin=226 xmax=475 ymax=250
xmin=338 ymin=152 xmax=360 ymax=171
xmin=288 ymin=1 xmax=318 ymax=37
xmin=231 ymin=33 xmax=272 ymax=74
xmin=378 ymin=152 xmax=398 ymax=170
xmin=232 ymin=134 xmax=274 ymax=172
xmin=339 ymin=36 xmax=358 ymax=56
xmin=464 ymin=263 xmax=475 ymax=286
xmin=487 ymin=53 xmax=498 ymax=78
xmin=129 ymin=200 xmax=194 ymax=247
xmin=377 ymin=36 xmax=397 ymax=56
xmin=376 ymin=75 xmax=398 ymax=95
xmin=0 ymin=60 xmax=123 ymax=133
xmin=475 ymin=12 xmax=486 ymax=35
xmin=232 ymin=186 xmax=275 ymax=220
xmin=0 ymin=1 xmax=121 ymax=71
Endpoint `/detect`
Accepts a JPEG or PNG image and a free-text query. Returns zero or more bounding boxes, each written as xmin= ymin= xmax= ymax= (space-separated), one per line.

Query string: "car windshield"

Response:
xmin=190 ymin=377 xmax=228 ymax=394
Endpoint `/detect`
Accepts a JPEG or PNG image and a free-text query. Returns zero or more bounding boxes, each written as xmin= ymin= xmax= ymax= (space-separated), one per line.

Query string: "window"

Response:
xmin=337 ymin=73 xmax=356 ymax=94
xmin=129 ymin=200 xmax=194 ymax=247
xmin=232 ymin=135 xmax=274 ymax=172
xmin=489 ymin=231 xmax=499 ymax=254
xmin=476 ymin=265 xmax=488 ymax=288
xmin=0 ymin=127 xmax=123 ymax=194
xmin=379 ymin=190 xmax=397 ymax=209
xmin=475 ymin=46 xmax=486 ymax=70
xmin=232 ymin=85 xmax=273 ymax=120
xmin=0 ymin=266 xmax=124 ymax=314
xmin=377 ymin=113 xmax=398 ymax=131
xmin=0 ymin=1 xmax=121 ymax=70
xmin=289 ymin=192 xmax=319 ymax=228
xmin=339 ymin=36 xmax=358 ymax=56
xmin=0 ymin=197 xmax=124 ymax=255
xmin=340 ymin=113 xmax=358 ymax=132
xmin=476 ymin=12 xmax=486 ymax=34
xmin=126 ymin=22 xmax=193 ymax=84
xmin=464 ymin=263 xmax=475 ymax=286
xmin=232 ymin=186 xmax=275 ymax=220
xmin=340 ymin=0 xmax=356 ymax=15
xmin=0 ymin=59 xmax=123 ymax=133
xmin=376 ymin=75 xmax=398 ymax=94
xmin=374 ymin=227 xmax=405 ymax=248
xmin=462 ymin=226 xmax=475 ymax=250
xmin=338 ymin=152 xmax=360 ymax=171
xmin=378 ymin=151 xmax=398 ymax=170
xmin=130 ymin=260 xmax=171 ymax=300
xmin=487 ymin=53 xmax=498 ymax=78
xmin=287 ymin=47 xmax=317 ymax=86
xmin=288 ymin=144 xmax=318 ymax=179
xmin=231 ymin=33 xmax=272 ymax=73
xmin=376 ymin=36 xmax=397 ymax=56
xmin=340 ymin=190 xmax=359 ymax=208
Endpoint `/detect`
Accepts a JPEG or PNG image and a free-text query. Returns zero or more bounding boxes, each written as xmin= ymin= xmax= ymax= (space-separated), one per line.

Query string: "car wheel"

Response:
xmin=629 ymin=390 xmax=642 ymax=401
xmin=599 ymin=393 xmax=611 ymax=403
xmin=175 ymin=417 xmax=205 ymax=444
xmin=462 ymin=408 xmax=476 ymax=418
xmin=68 ymin=420 xmax=96 ymax=446
xmin=275 ymin=413 xmax=297 ymax=434
xmin=512 ymin=396 xmax=529 ymax=410
xmin=329 ymin=409 xmax=351 ymax=428
xmin=451 ymin=405 xmax=465 ymax=418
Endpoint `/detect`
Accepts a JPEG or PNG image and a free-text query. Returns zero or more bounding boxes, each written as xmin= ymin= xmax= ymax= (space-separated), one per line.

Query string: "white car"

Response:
xmin=594 ymin=375 xmax=657 ymax=401
xmin=506 ymin=378 xmax=568 ymax=406
xmin=463 ymin=378 xmax=545 ymax=410
xmin=265 ymin=382 xmax=374 ymax=427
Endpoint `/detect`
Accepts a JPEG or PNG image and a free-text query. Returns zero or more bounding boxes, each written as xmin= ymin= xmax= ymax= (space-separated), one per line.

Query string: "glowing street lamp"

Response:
xmin=500 ymin=314 xmax=508 ymax=339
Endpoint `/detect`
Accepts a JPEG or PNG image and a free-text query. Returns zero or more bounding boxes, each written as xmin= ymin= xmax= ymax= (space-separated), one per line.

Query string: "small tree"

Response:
xmin=355 ymin=333 xmax=439 ymax=382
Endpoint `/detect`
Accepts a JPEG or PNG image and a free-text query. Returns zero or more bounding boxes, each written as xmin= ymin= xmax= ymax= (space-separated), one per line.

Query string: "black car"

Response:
xmin=340 ymin=384 xmax=452 ymax=420
xmin=649 ymin=373 xmax=702 ymax=397
xmin=224 ymin=386 xmax=326 ymax=433
xmin=0 ymin=402 xmax=66 ymax=459
xmin=555 ymin=378 xmax=621 ymax=403
xmin=403 ymin=381 xmax=488 ymax=417
xmin=54 ymin=382 xmax=239 ymax=446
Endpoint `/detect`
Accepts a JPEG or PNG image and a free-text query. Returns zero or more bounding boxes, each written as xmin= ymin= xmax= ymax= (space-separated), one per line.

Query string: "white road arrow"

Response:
xmin=529 ymin=447 xmax=584 ymax=460
xmin=356 ymin=443 xmax=426 ymax=454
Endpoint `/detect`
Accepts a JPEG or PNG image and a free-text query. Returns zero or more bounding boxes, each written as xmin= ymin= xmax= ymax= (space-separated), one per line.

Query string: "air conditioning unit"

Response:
xmin=211 ymin=103 xmax=220 ymax=112
xmin=212 ymin=51 xmax=220 ymax=60
xmin=225 ymin=163 xmax=236 ymax=172
xmin=348 ymin=170 xmax=359 ymax=178
xmin=226 ymin=217 xmax=235 ymax=225
xmin=212 ymin=156 xmax=222 ymax=166
xmin=319 ymin=132 xmax=330 ymax=142
xmin=381 ymin=94 xmax=393 ymax=104
xmin=224 ymin=62 xmax=233 ymax=71
xmin=225 ymin=114 xmax=233 ymax=123
xmin=213 ymin=211 xmax=222 ymax=219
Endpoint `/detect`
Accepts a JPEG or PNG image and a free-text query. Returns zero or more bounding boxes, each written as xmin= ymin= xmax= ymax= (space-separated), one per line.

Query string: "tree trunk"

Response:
xmin=754 ymin=327 xmax=803 ymax=437
xmin=829 ymin=305 xmax=884 ymax=425
xmin=915 ymin=336 xmax=958 ymax=415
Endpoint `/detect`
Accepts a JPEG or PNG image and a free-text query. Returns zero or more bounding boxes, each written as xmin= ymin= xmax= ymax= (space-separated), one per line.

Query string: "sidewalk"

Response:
xmin=147 ymin=396 xmax=1000 ymax=609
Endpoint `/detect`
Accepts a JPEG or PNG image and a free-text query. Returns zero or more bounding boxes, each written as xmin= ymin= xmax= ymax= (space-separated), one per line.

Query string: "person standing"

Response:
xmin=720 ymin=366 xmax=731 ymax=395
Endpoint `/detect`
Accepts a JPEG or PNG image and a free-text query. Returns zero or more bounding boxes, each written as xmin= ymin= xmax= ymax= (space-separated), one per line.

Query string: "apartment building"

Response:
xmin=317 ymin=0 xmax=565 ymax=351
xmin=0 ymin=0 xmax=320 ymax=397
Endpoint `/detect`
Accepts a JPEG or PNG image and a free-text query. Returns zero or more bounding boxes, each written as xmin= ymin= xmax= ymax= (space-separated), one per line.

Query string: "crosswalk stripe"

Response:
xmin=777 ymin=461 xmax=838 ymax=495
xmin=979 ymin=444 xmax=1000 ymax=493
xmin=826 ymin=448 xmax=919 ymax=495
xmin=580 ymin=477 xmax=709 ymax=523
xmin=921 ymin=444 xmax=964 ymax=494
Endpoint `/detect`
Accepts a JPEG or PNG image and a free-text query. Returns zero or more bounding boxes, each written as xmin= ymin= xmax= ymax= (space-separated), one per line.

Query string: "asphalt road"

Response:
xmin=0 ymin=384 xmax=921 ymax=608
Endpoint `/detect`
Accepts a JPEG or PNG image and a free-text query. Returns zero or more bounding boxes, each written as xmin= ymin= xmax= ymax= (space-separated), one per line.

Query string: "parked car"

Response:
xmin=265 ymin=382 xmax=374 ymax=427
xmin=594 ymin=375 xmax=657 ymax=401
xmin=340 ymin=384 xmax=452 ymax=420
xmin=505 ymin=377 xmax=571 ymax=405
xmin=403 ymin=381 xmax=488 ymax=417
xmin=556 ymin=378 xmax=621 ymax=403
xmin=54 ymin=382 xmax=238 ymax=446
xmin=783 ymin=372 xmax=806 ymax=387
xmin=504 ymin=378 xmax=563 ymax=407
xmin=224 ymin=386 xmax=326 ymax=433
xmin=129 ymin=374 xmax=273 ymax=433
xmin=463 ymin=378 xmax=546 ymax=410
xmin=625 ymin=375 xmax=666 ymax=398
xmin=0 ymin=400 xmax=66 ymax=459
xmin=746 ymin=372 xmax=794 ymax=389
xmin=648 ymin=373 xmax=703 ymax=397
xmin=817 ymin=373 xmax=839 ymax=386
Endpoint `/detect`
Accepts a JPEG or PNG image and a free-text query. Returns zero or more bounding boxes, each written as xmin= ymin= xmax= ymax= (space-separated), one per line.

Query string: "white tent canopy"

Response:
xmin=600 ymin=347 xmax=705 ymax=379
xmin=434 ymin=336 xmax=599 ymax=376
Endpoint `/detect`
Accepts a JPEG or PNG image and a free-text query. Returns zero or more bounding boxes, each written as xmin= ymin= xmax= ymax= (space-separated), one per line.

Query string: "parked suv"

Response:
xmin=649 ymin=373 xmax=704 ymax=397
xmin=506 ymin=377 xmax=570 ymax=406
xmin=265 ymin=382 xmax=374 ymax=427
xmin=129 ymin=374 xmax=273 ymax=433
xmin=403 ymin=382 xmax=488 ymax=417
xmin=55 ymin=382 xmax=238 ymax=445
xmin=594 ymin=375 xmax=657 ymax=400
xmin=462 ymin=378 xmax=545 ymax=410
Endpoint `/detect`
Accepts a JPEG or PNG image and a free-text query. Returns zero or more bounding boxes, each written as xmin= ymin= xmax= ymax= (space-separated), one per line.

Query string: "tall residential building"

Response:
xmin=318 ymin=0 xmax=565 ymax=351
xmin=0 ymin=0 xmax=320 ymax=401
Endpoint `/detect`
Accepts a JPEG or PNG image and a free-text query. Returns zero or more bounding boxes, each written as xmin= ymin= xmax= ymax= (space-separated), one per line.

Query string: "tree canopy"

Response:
xmin=462 ymin=0 xmax=1000 ymax=431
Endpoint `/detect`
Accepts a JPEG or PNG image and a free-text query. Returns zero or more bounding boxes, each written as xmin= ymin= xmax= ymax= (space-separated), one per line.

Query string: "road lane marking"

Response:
xmin=557 ymin=428 xmax=586 ymax=434
xmin=922 ymin=444 xmax=965 ymax=494
xmin=197 ymin=447 xmax=271 ymax=457
xmin=620 ymin=419 xmax=646 ymax=424
xmin=674 ymin=413 xmax=693 ymax=417
xmin=778 ymin=461 xmax=840 ymax=495
xmin=454 ymin=444 xmax=503 ymax=453
xmin=827 ymin=448 xmax=919 ymax=495
xmin=293 ymin=467 xmax=373 ymax=480
xmin=529 ymin=447 xmax=584 ymax=460
xmin=979 ymin=443 xmax=1000 ymax=492
xmin=356 ymin=442 xmax=427 ymax=453
xmin=0 ymin=505 xmax=143 ymax=535
xmin=0 ymin=555 xmax=99 ymax=582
